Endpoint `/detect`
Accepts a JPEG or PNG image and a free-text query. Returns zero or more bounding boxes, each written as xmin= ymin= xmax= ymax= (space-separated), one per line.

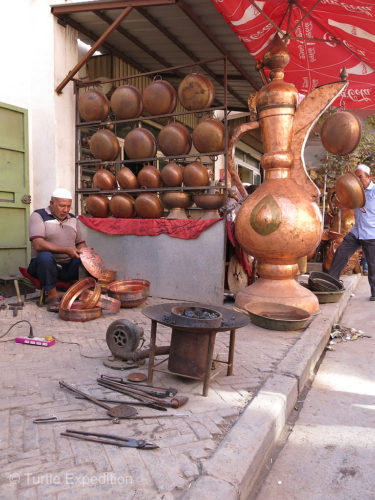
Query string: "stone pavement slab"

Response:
xmin=0 ymin=275 xmax=359 ymax=499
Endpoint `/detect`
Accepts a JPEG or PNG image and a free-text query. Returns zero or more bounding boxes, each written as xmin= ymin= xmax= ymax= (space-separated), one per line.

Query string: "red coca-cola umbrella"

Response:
xmin=213 ymin=0 xmax=375 ymax=110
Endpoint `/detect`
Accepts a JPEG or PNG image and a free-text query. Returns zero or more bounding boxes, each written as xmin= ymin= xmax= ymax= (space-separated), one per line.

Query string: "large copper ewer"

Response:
xmin=228 ymin=35 xmax=348 ymax=314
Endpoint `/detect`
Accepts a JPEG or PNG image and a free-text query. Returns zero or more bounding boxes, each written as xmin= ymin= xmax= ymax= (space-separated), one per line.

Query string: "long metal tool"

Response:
xmin=33 ymin=413 xmax=189 ymax=424
xmin=59 ymin=381 xmax=137 ymax=418
xmin=97 ymin=378 xmax=188 ymax=408
xmin=75 ymin=396 xmax=167 ymax=412
xmin=100 ymin=374 xmax=177 ymax=397
xmin=61 ymin=429 xmax=158 ymax=449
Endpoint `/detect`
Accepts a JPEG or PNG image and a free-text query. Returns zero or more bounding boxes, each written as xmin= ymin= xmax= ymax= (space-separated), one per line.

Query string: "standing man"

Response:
xmin=27 ymin=188 xmax=87 ymax=311
xmin=328 ymin=164 xmax=375 ymax=300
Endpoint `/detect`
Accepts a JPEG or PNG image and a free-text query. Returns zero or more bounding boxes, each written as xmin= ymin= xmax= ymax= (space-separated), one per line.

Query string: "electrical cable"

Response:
xmin=0 ymin=320 xmax=33 ymax=341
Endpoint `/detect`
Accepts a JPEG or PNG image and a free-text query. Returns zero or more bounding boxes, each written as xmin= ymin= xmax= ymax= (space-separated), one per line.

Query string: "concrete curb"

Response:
xmin=182 ymin=274 xmax=361 ymax=499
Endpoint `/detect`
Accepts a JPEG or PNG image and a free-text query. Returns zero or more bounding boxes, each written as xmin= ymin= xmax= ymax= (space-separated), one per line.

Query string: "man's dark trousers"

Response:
xmin=27 ymin=251 xmax=79 ymax=291
xmin=329 ymin=232 xmax=375 ymax=296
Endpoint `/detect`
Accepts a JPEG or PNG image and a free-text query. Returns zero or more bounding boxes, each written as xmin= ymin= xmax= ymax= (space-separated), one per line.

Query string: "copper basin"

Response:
xmin=178 ymin=73 xmax=215 ymax=111
xmin=158 ymin=122 xmax=191 ymax=157
xmin=116 ymin=167 xmax=139 ymax=190
xmin=192 ymin=118 xmax=224 ymax=154
xmin=193 ymin=193 xmax=226 ymax=210
xmin=320 ymin=111 xmax=362 ymax=156
xmin=245 ymin=302 xmax=311 ymax=331
xmin=137 ymin=164 xmax=162 ymax=188
xmin=161 ymin=192 xmax=193 ymax=209
xmin=334 ymin=171 xmax=365 ymax=209
xmin=109 ymin=194 xmax=135 ymax=218
xmin=160 ymin=162 xmax=183 ymax=187
xmin=183 ymin=161 xmax=209 ymax=187
xmin=134 ymin=193 xmax=164 ymax=218
xmin=143 ymin=79 xmax=177 ymax=116
xmin=78 ymin=88 xmax=110 ymax=122
xmin=89 ymin=129 xmax=120 ymax=161
xmin=93 ymin=168 xmax=117 ymax=190
xmin=108 ymin=279 xmax=150 ymax=308
xmin=124 ymin=128 xmax=156 ymax=160
xmin=85 ymin=194 xmax=109 ymax=218
xmin=110 ymin=84 xmax=143 ymax=119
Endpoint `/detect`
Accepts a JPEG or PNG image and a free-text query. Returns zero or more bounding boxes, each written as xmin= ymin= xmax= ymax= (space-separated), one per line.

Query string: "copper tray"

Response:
xmin=80 ymin=248 xmax=106 ymax=278
xmin=245 ymin=302 xmax=311 ymax=331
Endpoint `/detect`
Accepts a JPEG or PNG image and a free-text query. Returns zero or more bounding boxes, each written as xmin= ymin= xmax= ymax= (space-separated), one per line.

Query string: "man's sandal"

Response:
xmin=46 ymin=297 xmax=60 ymax=313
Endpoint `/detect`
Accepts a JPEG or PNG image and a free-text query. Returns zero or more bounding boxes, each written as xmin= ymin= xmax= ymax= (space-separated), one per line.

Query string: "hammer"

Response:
xmin=9 ymin=280 xmax=24 ymax=310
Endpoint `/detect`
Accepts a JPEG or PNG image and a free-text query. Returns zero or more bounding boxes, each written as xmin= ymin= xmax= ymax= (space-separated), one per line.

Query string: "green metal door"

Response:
xmin=0 ymin=102 xmax=30 ymax=275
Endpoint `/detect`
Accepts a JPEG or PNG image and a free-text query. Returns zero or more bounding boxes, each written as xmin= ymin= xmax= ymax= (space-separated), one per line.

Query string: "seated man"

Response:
xmin=27 ymin=188 xmax=87 ymax=311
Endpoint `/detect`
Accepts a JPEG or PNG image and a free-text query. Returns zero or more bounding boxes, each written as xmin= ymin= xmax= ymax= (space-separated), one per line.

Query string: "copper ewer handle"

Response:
xmin=228 ymin=121 xmax=260 ymax=199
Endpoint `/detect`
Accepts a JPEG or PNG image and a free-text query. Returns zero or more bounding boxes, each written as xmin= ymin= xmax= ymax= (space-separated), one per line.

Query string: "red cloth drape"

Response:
xmin=78 ymin=215 xmax=222 ymax=240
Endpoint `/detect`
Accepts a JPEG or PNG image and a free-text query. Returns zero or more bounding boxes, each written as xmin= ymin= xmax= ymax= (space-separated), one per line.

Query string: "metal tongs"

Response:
xmin=61 ymin=429 xmax=158 ymax=449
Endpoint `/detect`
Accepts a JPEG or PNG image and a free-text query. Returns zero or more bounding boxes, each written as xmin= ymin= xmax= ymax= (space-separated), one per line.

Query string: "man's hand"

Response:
xmin=65 ymin=247 xmax=81 ymax=259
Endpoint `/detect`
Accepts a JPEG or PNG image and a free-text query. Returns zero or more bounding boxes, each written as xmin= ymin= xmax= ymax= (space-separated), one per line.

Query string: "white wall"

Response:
xmin=0 ymin=1 xmax=77 ymax=210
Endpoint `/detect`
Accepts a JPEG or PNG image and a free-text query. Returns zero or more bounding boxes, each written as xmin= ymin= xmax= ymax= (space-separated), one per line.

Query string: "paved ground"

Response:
xmin=256 ymin=276 xmax=375 ymax=500
xmin=0 ymin=274 xmax=361 ymax=499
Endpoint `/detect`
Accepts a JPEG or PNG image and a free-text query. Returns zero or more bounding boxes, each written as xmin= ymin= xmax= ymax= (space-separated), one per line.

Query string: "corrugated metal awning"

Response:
xmin=51 ymin=0 xmax=263 ymax=111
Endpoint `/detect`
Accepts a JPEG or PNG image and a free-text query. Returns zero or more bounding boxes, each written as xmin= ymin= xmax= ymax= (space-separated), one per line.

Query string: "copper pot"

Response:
xmin=124 ymin=127 xmax=156 ymax=160
xmin=85 ymin=194 xmax=109 ymax=218
xmin=161 ymin=192 xmax=193 ymax=209
xmin=158 ymin=122 xmax=191 ymax=156
xmin=183 ymin=161 xmax=210 ymax=187
xmin=334 ymin=171 xmax=365 ymax=209
xmin=78 ymin=88 xmax=110 ymax=122
xmin=110 ymin=84 xmax=143 ymax=119
xmin=320 ymin=111 xmax=362 ymax=156
xmin=109 ymin=194 xmax=135 ymax=218
xmin=193 ymin=193 xmax=226 ymax=210
xmin=142 ymin=79 xmax=177 ymax=116
xmin=116 ymin=166 xmax=139 ymax=189
xmin=93 ymin=168 xmax=117 ymax=190
xmin=137 ymin=164 xmax=162 ymax=188
xmin=192 ymin=118 xmax=224 ymax=154
xmin=178 ymin=73 xmax=215 ymax=110
xmin=160 ymin=162 xmax=183 ymax=187
xmin=89 ymin=129 xmax=120 ymax=161
xmin=134 ymin=193 xmax=164 ymax=218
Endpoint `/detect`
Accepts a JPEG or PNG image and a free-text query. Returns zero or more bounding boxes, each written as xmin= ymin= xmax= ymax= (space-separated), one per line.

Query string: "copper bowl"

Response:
xmin=192 ymin=118 xmax=224 ymax=154
xmin=93 ymin=168 xmax=117 ymax=190
xmin=320 ymin=111 xmax=362 ymax=156
xmin=89 ymin=129 xmax=120 ymax=161
xmin=334 ymin=171 xmax=365 ymax=209
xmin=160 ymin=162 xmax=183 ymax=187
xmin=59 ymin=305 xmax=102 ymax=322
xmin=100 ymin=269 xmax=117 ymax=282
xmin=137 ymin=164 xmax=162 ymax=189
xmin=124 ymin=127 xmax=156 ymax=160
xmin=85 ymin=194 xmax=110 ymax=218
xmin=109 ymin=194 xmax=135 ymax=218
xmin=135 ymin=193 xmax=164 ymax=218
xmin=108 ymin=279 xmax=150 ymax=308
xmin=110 ymin=84 xmax=143 ymax=119
xmin=178 ymin=73 xmax=215 ymax=110
xmin=161 ymin=192 xmax=193 ymax=209
xmin=116 ymin=167 xmax=139 ymax=190
xmin=158 ymin=123 xmax=191 ymax=157
xmin=183 ymin=161 xmax=210 ymax=187
xmin=78 ymin=88 xmax=110 ymax=122
xmin=193 ymin=193 xmax=226 ymax=210
xmin=143 ymin=79 xmax=177 ymax=116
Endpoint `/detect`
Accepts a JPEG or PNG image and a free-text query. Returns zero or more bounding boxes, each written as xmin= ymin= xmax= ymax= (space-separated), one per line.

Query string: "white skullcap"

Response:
xmin=51 ymin=188 xmax=72 ymax=199
xmin=355 ymin=164 xmax=371 ymax=175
